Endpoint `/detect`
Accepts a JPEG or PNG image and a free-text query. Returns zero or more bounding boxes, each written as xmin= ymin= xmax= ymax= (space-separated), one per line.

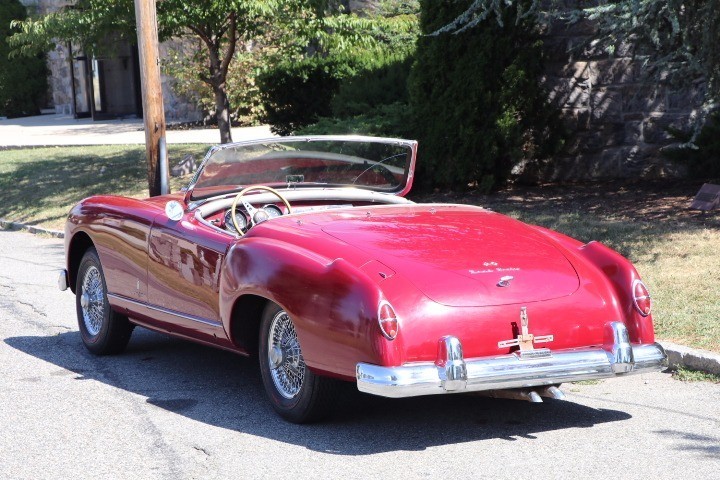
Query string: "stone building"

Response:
xmin=19 ymin=0 xmax=200 ymax=122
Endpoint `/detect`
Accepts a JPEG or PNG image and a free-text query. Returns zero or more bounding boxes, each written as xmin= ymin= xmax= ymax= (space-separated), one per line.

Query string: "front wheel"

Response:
xmin=76 ymin=247 xmax=134 ymax=355
xmin=258 ymin=302 xmax=336 ymax=423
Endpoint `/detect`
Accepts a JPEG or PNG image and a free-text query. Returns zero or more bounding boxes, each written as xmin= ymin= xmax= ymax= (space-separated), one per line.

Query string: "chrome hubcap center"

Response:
xmin=80 ymin=292 xmax=89 ymax=309
xmin=269 ymin=345 xmax=284 ymax=368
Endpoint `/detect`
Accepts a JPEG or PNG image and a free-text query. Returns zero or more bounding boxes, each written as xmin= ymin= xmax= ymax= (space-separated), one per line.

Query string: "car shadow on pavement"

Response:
xmin=6 ymin=329 xmax=632 ymax=455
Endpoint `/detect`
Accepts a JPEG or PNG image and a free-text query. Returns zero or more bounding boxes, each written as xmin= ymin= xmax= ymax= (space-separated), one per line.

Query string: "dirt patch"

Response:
xmin=410 ymin=180 xmax=720 ymax=228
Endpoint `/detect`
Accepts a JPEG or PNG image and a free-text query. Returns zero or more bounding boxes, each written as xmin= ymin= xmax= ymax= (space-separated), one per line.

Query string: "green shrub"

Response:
xmin=298 ymin=102 xmax=413 ymax=137
xmin=258 ymin=1 xmax=419 ymax=137
xmin=261 ymin=48 xmax=416 ymax=137
xmin=330 ymin=52 xmax=414 ymax=118
xmin=664 ymin=113 xmax=720 ymax=180
xmin=408 ymin=0 xmax=564 ymax=192
xmin=257 ymin=56 xmax=358 ymax=136
xmin=0 ymin=0 xmax=48 ymax=118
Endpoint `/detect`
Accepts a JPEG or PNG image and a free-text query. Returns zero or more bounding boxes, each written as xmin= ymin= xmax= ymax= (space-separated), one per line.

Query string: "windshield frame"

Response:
xmin=184 ymin=135 xmax=418 ymax=203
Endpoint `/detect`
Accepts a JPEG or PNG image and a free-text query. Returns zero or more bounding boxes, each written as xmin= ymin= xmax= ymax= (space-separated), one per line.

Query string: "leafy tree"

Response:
xmin=9 ymin=0 xmax=280 ymax=142
xmin=0 ymin=0 xmax=48 ymax=118
xmin=163 ymin=39 xmax=267 ymax=127
xmin=260 ymin=0 xmax=419 ymax=136
xmin=8 ymin=0 xmax=372 ymax=143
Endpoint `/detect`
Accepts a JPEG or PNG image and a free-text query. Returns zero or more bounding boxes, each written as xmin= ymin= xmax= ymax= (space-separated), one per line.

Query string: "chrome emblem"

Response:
xmin=497 ymin=275 xmax=514 ymax=287
xmin=498 ymin=307 xmax=554 ymax=355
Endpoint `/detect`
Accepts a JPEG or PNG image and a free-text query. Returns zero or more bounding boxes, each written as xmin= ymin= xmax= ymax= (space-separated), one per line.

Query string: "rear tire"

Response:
xmin=76 ymin=247 xmax=134 ymax=355
xmin=258 ymin=302 xmax=336 ymax=423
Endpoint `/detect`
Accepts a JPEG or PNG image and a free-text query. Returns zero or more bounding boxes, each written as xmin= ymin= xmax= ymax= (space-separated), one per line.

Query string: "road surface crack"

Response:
xmin=193 ymin=445 xmax=210 ymax=456
xmin=16 ymin=300 xmax=47 ymax=318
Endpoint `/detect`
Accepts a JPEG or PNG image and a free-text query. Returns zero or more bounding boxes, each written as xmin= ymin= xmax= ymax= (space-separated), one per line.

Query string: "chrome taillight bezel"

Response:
xmin=378 ymin=301 xmax=399 ymax=340
xmin=632 ymin=279 xmax=652 ymax=317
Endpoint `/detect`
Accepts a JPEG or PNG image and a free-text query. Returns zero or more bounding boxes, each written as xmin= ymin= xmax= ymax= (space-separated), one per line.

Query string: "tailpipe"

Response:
xmin=537 ymin=385 xmax=566 ymax=400
xmin=477 ymin=388 xmax=544 ymax=403
xmin=476 ymin=386 xmax=565 ymax=403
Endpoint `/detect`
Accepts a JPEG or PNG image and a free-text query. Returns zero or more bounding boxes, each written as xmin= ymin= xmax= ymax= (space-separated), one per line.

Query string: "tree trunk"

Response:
xmin=192 ymin=15 xmax=238 ymax=144
xmin=213 ymin=83 xmax=233 ymax=144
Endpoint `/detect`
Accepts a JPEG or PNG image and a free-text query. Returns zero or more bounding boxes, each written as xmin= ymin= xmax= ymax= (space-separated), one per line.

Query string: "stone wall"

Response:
xmin=539 ymin=17 xmax=703 ymax=180
xmin=158 ymin=40 xmax=202 ymax=123
xmin=19 ymin=0 xmax=75 ymax=113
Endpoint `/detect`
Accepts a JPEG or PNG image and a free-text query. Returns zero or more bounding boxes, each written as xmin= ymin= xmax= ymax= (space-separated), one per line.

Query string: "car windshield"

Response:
xmin=188 ymin=136 xmax=416 ymax=201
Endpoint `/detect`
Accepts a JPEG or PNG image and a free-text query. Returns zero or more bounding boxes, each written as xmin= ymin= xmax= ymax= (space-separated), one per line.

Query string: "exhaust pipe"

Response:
xmin=476 ymin=386 xmax=566 ymax=403
xmin=477 ymin=389 xmax=544 ymax=403
xmin=537 ymin=385 xmax=566 ymax=400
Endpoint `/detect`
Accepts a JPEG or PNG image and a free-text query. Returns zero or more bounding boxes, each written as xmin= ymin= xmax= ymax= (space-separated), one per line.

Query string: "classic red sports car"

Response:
xmin=59 ymin=136 xmax=666 ymax=423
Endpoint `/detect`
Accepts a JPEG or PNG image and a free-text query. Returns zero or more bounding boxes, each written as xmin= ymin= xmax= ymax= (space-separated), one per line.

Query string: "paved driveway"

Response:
xmin=1 ymin=230 xmax=719 ymax=479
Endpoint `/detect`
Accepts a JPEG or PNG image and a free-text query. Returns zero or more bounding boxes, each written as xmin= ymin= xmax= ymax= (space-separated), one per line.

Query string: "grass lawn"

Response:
xmin=1 ymin=145 xmax=718 ymax=353
xmin=0 ymin=144 xmax=210 ymax=230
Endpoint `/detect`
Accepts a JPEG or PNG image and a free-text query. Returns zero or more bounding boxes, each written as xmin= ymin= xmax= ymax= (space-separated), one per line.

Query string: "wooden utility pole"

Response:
xmin=134 ymin=0 xmax=167 ymax=197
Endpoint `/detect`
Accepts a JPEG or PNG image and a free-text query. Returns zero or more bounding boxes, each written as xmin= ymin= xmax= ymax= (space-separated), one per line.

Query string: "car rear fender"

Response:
xmin=576 ymin=241 xmax=655 ymax=344
xmin=220 ymin=237 xmax=400 ymax=379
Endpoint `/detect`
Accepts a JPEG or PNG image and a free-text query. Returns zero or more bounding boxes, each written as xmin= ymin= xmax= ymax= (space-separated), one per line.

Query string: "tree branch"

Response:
xmin=187 ymin=24 xmax=212 ymax=46
xmin=220 ymin=13 xmax=237 ymax=79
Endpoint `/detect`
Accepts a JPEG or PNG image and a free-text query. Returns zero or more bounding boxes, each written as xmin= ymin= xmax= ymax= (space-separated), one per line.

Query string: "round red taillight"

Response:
xmin=378 ymin=302 xmax=399 ymax=340
xmin=632 ymin=279 xmax=652 ymax=316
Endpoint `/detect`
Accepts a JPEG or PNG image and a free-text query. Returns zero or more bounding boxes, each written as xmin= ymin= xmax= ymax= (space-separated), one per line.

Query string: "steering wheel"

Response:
xmin=230 ymin=185 xmax=293 ymax=236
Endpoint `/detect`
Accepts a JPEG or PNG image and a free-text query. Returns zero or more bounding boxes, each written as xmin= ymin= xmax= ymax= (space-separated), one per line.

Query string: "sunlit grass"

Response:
xmin=671 ymin=366 xmax=720 ymax=383
xmin=0 ymin=144 xmax=210 ymax=230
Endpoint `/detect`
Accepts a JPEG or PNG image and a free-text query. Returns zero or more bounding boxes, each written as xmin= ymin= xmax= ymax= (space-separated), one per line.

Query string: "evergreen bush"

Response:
xmin=298 ymin=102 xmax=413 ymax=137
xmin=408 ymin=0 xmax=563 ymax=192
xmin=260 ymin=49 xmax=416 ymax=137
xmin=257 ymin=56 xmax=357 ymax=136
xmin=664 ymin=112 xmax=720 ymax=180
xmin=330 ymin=52 xmax=413 ymax=119
xmin=0 ymin=0 xmax=48 ymax=118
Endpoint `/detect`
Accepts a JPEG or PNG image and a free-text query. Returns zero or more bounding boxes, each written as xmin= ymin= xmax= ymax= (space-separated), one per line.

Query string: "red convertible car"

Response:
xmin=59 ymin=136 xmax=666 ymax=423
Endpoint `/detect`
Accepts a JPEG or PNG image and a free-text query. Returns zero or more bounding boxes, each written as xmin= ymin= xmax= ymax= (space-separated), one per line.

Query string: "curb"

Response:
xmin=2 ymin=218 xmax=719 ymax=377
xmin=659 ymin=341 xmax=720 ymax=376
xmin=0 ymin=219 xmax=64 ymax=238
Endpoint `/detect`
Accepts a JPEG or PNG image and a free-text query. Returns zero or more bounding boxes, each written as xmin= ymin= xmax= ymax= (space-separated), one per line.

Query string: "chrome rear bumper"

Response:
xmin=356 ymin=324 xmax=667 ymax=398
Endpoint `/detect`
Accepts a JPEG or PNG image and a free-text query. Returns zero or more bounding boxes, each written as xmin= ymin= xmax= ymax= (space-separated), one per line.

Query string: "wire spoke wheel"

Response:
xmin=75 ymin=247 xmax=134 ymax=355
xmin=267 ymin=310 xmax=306 ymax=399
xmin=80 ymin=265 xmax=105 ymax=336
xmin=259 ymin=302 xmax=337 ymax=423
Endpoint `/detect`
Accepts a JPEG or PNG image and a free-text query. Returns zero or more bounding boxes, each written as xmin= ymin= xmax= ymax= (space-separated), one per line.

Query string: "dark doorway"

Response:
xmin=84 ymin=40 xmax=142 ymax=120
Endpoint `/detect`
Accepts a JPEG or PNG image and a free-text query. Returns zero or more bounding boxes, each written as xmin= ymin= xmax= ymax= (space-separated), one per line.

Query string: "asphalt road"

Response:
xmin=1 ymin=229 xmax=718 ymax=480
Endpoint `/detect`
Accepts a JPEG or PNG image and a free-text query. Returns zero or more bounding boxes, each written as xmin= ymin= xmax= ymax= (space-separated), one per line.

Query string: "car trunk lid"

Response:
xmin=321 ymin=206 xmax=580 ymax=307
